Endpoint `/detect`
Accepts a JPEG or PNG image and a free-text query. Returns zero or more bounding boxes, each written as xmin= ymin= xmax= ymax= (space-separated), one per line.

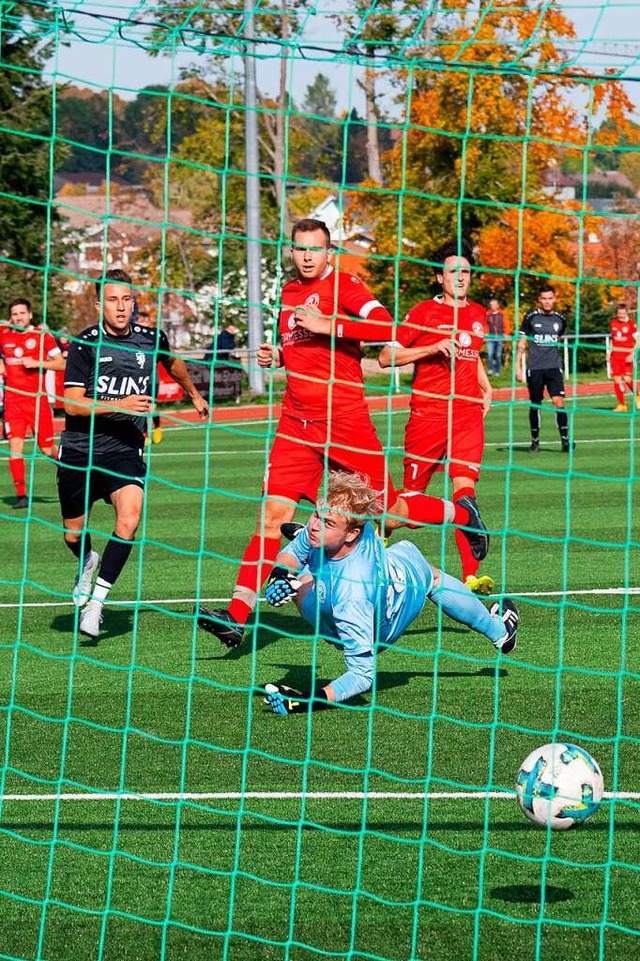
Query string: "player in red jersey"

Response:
xmin=608 ymin=303 xmax=638 ymax=412
xmin=379 ymin=239 xmax=493 ymax=594
xmin=196 ymin=219 xmax=488 ymax=648
xmin=0 ymin=299 xmax=64 ymax=509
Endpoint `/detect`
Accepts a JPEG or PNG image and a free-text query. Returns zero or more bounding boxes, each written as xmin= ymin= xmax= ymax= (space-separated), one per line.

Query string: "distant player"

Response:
xmin=58 ymin=268 xmax=209 ymax=640
xmin=608 ymin=303 xmax=638 ymax=412
xmin=135 ymin=309 xmax=164 ymax=444
xmin=262 ymin=471 xmax=519 ymax=716
xmin=196 ymin=219 xmax=488 ymax=649
xmin=517 ymin=285 xmax=573 ymax=452
xmin=0 ymin=298 xmax=64 ymax=509
xmin=378 ymin=239 xmax=494 ymax=595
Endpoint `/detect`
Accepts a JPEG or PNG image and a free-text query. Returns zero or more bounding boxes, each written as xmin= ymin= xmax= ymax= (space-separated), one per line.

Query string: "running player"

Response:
xmin=0 ymin=298 xmax=64 ymax=508
xmin=378 ymin=239 xmax=494 ymax=594
xmin=196 ymin=219 xmax=488 ymax=649
xmin=262 ymin=471 xmax=518 ymax=715
xmin=58 ymin=268 xmax=209 ymax=640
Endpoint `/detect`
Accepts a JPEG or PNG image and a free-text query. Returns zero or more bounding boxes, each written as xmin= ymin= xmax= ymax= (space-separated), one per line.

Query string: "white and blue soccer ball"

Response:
xmin=515 ymin=742 xmax=604 ymax=830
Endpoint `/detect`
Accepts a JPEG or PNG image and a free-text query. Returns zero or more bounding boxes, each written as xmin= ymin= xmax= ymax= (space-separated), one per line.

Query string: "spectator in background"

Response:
xmin=485 ymin=298 xmax=506 ymax=376
xmin=206 ymin=323 xmax=241 ymax=402
xmin=214 ymin=323 xmax=239 ymax=363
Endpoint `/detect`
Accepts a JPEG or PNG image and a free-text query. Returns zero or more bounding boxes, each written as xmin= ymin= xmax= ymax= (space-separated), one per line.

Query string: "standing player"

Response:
xmin=0 ymin=298 xmax=64 ymax=509
xmin=196 ymin=219 xmax=488 ymax=648
xmin=378 ymin=239 xmax=494 ymax=595
xmin=517 ymin=285 xmax=573 ymax=452
xmin=608 ymin=303 xmax=638 ymax=412
xmin=58 ymin=269 xmax=209 ymax=639
xmin=262 ymin=472 xmax=518 ymax=715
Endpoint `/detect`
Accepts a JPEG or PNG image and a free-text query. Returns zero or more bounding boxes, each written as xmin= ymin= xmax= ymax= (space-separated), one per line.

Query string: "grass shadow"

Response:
xmin=50 ymin=609 xmax=136 ymax=645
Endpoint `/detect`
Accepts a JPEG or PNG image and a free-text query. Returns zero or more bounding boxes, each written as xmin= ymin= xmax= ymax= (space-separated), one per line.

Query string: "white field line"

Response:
xmin=1 ymin=586 xmax=639 ymax=610
xmin=0 ymin=790 xmax=638 ymax=803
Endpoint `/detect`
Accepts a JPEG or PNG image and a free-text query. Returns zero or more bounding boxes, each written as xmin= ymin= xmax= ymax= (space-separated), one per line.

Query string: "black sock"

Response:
xmin=555 ymin=409 xmax=568 ymax=441
xmin=152 ymin=415 xmax=161 ymax=428
xmin=529 ymin=408 xmax=540 ymax=441
xmin=99 ymin=533 xmax=134 ymax=585
xmin=65 ymin=532 xmax=93 ymax=564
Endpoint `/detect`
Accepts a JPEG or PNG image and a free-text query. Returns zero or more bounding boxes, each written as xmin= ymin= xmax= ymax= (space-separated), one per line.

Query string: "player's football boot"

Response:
xmin=152 ymin=427 xmax=163 ymax=444
xmin=530 ymin=439 xmax=540 ymax=452
xmin=465 ymin=573 xmax=496 ymax=596
xmin=280 ymin=522 xmax=305 ymax=541
xmin=79 ymin=599 xmax=103 ymax=640
xmin=561 ymin=439 xmax=575 ymax=452
xmin=13 ymin=495 xmax=29 ymax=510
xmin=195 ymin=606 xmax=244 ymax=649
xmin=613 ymin=404 xmax=628 ymax=413
xmin=263 ymin=683 xmax=303 ymax=716
xmin=490 ymin=598 xmax=519 ymax=655
xmin=456 ymin=495 xmax=489 ymax=562
xmin=72 ymin=550 xmax=101 ymax=608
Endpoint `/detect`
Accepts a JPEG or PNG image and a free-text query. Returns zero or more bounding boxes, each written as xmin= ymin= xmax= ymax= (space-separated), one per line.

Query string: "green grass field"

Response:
xmin=0 ymin=389 xmax=639 ymax=961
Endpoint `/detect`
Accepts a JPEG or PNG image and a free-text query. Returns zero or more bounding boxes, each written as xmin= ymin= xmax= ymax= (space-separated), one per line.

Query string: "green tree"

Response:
xmin=0 ymin=1 xmax=67 ymax=326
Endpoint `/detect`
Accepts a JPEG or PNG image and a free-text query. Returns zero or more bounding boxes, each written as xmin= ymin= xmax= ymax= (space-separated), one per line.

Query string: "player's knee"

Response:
xmin=63 ymin=530 xmax=81 ymax=546
xmin=115 ymin=514 xmax=140 ymax=539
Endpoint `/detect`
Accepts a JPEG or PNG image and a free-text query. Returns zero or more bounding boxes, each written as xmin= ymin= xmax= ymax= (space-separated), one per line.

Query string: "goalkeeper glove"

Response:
xmin=265 ymin=566 xmax=302 ymax=607
xmin=263 ymin=683 xmax=329 ymax=716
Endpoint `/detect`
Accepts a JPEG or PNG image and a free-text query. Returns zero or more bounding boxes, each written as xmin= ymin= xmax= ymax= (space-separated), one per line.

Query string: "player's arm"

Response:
xmin=295 ymin=275 xmax=396 ymax=342
xmin=63 ymin=386 xmax=153 ymax=417
xmin=378 ymin=338 xmax=452 ymax=368
xmin=21 ymin=343 xmax=64 ymax=372
xmin=160 ymin=352 xmax=209 ymax=420
xmin=0 ymin=358 xmax=5 ymax=378
xmin=477 ymin=357 xmax=492 ymax=415
xmin=516 ymin=318 xmax=529 ymax=382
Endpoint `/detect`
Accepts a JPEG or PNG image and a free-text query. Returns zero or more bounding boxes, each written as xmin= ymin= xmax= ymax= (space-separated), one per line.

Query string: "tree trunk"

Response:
xmin=363 ymin=65 xmax=383 ymax=184
xmin=275 ymin=0 xmax=290 ymax=230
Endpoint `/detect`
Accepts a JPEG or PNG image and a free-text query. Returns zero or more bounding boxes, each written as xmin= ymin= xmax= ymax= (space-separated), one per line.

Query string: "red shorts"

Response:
xmin=3 ymin=396 xmax=55 ymax=447
xmin=610 ymin=356 xmax=634 ymax=379
xmin=403 ymin=405 xmax=484 ymax=490
xmin=264 ymin=410 xmax=397 ymax=505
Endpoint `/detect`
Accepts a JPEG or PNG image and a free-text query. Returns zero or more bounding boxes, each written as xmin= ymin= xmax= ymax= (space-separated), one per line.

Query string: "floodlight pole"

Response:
xmin=244 ymin=0 xmax=265 ymax=394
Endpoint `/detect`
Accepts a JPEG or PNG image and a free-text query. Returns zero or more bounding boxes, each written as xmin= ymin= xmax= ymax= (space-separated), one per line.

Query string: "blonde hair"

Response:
xmin=321 ymin=471 xmax=381 ymax=529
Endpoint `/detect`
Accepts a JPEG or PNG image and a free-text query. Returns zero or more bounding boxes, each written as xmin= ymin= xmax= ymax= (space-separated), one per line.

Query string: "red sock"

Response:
xmin=614 ymin=383 xmax=625 ymax=405
xmin=453 ymin=487 xmax=478 ymax=581
xmin=9 ymin=458 xmax=26 ymax=497
xmin=228 ymin=534 xmax=281 ymax=625
xmin=397 ymin=491 xmax=446 ymax=528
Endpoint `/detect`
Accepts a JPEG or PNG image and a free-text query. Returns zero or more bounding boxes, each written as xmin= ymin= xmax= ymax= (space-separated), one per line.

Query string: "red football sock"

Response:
xmin=453 ymin=487 xmax=478 ymax=581
xmin=397 ymin=491 xmax=446 ymax=528
xmin=614 ymin=383 xmax=625 ymax=405
xmin=228 ymin=534 xmax=281 ymax=626
xmin=9 ymin=458 xmax=26 ymax=497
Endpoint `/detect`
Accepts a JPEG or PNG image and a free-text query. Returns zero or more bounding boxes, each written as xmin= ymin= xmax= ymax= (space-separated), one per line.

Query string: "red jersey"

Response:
xmin=610 ymin=317 xmax=637 ymax=354
xmin=279 ymin=266 xmax=392 ymax=419
xmin=0 ymin=324 xmax=60 ymax=400
xmin=395 ymin=297 xmax=486 ymax=413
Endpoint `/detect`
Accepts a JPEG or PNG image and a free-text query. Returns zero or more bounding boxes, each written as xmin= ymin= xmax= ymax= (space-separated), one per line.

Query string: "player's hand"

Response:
xmin=192 ymin=393 xmax=209 ymax=420
xmin=265 ymin=566 xmax=302 ymax=607
xmin=115 ymin=394 xmax=153 ymax=413
xmin=21 ymin=357 xmax=39 ymax=369
xmin=481 ymin=389 xmax=492 ymax=417
xmin=264 ymin=683 xmax=304 ymax=716
xmin=294 ymin=308 xmax=332 ymax=336
xmin=257 ymin=343 xmax=280 ymax=368
xmin=431 ymin=337 xmax=453 ymax=358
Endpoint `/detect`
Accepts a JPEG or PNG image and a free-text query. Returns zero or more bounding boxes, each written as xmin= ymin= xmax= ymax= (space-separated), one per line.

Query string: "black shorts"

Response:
xmin=526 ymin=367 xmax=565 ymax=405
xmin=57 ymin=446 xmax=146 ymax=519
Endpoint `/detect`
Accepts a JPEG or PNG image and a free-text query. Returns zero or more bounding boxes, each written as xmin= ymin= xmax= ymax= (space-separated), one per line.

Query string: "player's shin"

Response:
xmin=90 ymin=533 xmax=134 ymax=603
xmin=427 ymin=571 xmax=505 ymax=646
xmin=9 ymin=457 xmax=26 ymax=497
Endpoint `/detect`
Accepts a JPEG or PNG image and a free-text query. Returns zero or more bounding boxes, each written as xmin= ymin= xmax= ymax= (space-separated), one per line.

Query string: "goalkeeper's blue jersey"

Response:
xmin=287 ymin=522 xmax=433 ymax=656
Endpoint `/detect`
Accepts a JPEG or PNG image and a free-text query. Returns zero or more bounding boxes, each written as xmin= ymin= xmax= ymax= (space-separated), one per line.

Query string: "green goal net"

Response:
xmin=0 ymin=2 xmax=638 ymax=959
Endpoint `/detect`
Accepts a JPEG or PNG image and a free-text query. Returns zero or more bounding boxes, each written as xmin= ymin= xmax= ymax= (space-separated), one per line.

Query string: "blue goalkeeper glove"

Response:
xmin=264 ymin=683 xmax=329 ymax=716
xmin=265 ymin=566 xmax=302 ymax=607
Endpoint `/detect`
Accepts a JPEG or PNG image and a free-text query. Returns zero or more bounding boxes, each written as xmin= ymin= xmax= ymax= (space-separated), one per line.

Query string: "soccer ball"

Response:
xmin=515 ymin=742 xmax=604 ymax=830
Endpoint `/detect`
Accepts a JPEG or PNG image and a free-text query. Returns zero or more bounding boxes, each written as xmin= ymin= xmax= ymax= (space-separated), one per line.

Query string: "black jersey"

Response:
xmin=519 ymin=309 xmax=566 ymax=370
xmin=61 ymin=322 xmax=171 ymax=454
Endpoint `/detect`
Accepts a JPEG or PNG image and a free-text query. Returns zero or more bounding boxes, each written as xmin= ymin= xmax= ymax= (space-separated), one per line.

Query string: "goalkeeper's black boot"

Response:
xmin=281 ymin=522 xmax=305 ymax=542
xmin=490 ymin=598 xmax=519 ymax=655
xmin=456 ymin=494 xmax=489 ymax=562
xmin=195 ymin=606 xmax=244 ymax=649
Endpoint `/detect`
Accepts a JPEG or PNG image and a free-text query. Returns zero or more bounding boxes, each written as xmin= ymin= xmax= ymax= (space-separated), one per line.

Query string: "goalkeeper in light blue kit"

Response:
xmin=264 ymin=471 xmax=519 ymax=716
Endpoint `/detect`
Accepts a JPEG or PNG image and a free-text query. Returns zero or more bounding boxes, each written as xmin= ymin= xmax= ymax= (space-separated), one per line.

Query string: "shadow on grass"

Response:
xmin=490 ymin=884 xmax=574 ymax=904
xmin=50 ymin=609 xmax=135 ymax=646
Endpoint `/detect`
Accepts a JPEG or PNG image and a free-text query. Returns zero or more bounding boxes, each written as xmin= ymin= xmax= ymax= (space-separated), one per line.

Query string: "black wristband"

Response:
xmin=289 ymin=686 xmax=330 ymax=714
